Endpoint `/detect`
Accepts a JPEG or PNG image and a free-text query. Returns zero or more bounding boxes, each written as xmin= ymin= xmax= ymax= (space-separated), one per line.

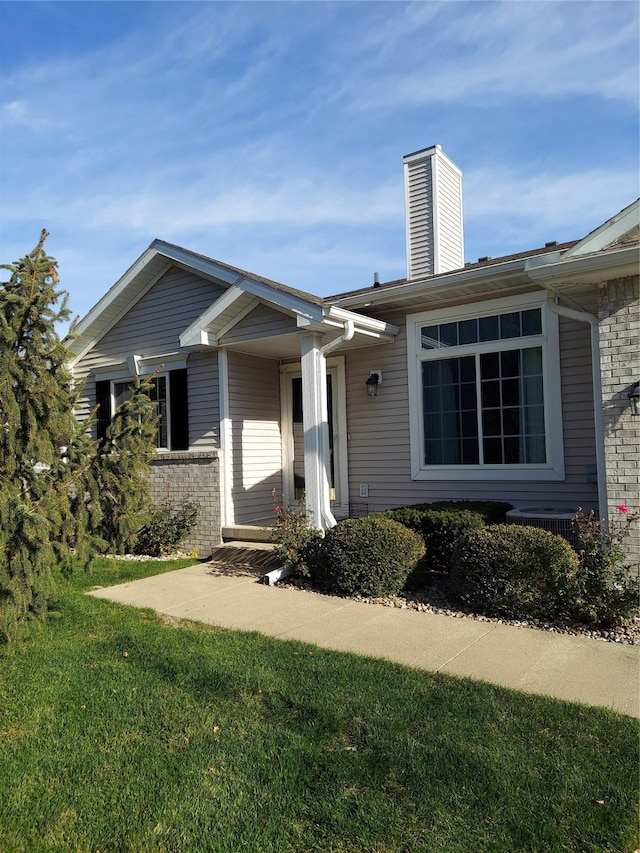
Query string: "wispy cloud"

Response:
xmin=1 ymin=0 xmax=637 ymax=310
xmin=342 ymin=1 xmax=639 ymax=108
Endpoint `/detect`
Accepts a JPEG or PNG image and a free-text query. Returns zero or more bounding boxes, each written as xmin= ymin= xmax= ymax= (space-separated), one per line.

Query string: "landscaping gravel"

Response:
xmin=280 ymin=571 xmax=640 ymax=646
xmin=113 ymin=552 xmax=639 ymax=646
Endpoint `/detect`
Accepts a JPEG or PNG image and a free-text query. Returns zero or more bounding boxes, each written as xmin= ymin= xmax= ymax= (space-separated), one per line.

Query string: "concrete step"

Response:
xmin=221 ymin=524 xmax=274 ymax=543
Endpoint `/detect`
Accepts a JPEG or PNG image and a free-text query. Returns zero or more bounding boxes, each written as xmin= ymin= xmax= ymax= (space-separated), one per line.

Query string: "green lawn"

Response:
xmin=1 ymin=558 xmax=638 ymax=853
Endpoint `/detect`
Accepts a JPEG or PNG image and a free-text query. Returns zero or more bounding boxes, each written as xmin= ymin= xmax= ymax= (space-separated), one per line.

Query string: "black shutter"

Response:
xmin=95 ymin=380 xmax=111 ymax=442
xmin=169 ymin=368 xmax=189 ymax=450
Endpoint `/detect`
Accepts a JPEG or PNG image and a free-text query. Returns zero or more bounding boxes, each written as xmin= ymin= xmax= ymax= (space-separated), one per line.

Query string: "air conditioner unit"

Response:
xmin=506 ymin=506 xmax=578 ymax=544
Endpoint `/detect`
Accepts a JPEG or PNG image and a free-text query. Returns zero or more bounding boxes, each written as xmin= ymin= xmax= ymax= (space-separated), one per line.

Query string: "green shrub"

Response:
xmin=450 ymin=524 xmax=579 ymax=620
xmin=133 ymin=500 xmax=200 ymax=557
xmin=570 ymin=507 xmax=640 ymax=626
xmin=427 ymin=500 xmax=513 ymax=525
xmin=311 ymin=516 xmax=426 ymax=597
xmin=378 ymin=507 xmax=486 ymax=572
xmin=270 ymin=492 xmax=322 ymax=577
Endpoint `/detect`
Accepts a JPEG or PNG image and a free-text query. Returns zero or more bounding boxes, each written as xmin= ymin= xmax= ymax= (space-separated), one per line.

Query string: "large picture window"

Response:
xmin=407 ymin=295 xmax=564 ymax=481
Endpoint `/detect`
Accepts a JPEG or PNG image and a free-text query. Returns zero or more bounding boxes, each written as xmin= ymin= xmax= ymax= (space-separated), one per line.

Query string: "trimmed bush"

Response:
xmin=378 ymin=507 xmax=486 ymax=572
xmin=311 ymin=516 xmax=426 ymax=597
xmin=450 ymin=524 xmax=579 ymax=620
xmin=427 ymin=500 xmax=513 ymax=525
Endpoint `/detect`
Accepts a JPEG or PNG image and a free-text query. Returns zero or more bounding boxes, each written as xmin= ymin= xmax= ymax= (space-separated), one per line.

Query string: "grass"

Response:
xmin=0 ymin=558 xmax=638 ymax=853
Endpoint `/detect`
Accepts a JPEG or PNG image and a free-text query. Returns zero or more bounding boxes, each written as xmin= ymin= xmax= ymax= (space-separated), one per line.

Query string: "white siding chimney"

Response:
xmin=403 ymin=145 xmax=464 ymax=279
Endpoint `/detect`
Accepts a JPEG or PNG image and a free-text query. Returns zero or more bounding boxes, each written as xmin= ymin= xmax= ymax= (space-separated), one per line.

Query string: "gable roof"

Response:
xmin=68 ymin=239 xmax=325 ymax=365
xmin=562 ymin=198 xmax=640 ymax=258
xmin=69 ymin=200 xmax=639 ymax=364
xmin=68 ymin=239 xmax=398 ymax=365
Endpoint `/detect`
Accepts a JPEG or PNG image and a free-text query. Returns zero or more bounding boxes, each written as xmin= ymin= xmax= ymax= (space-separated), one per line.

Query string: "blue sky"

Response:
xmin=1 ymin=0 xmax=638 ymax=321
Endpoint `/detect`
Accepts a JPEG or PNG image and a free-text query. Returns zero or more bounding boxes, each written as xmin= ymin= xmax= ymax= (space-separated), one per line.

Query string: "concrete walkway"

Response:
xmin=88 ymin=560 xmax=640 ymax=719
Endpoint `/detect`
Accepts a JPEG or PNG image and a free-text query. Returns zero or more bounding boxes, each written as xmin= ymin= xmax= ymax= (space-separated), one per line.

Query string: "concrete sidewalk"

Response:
xmin=88 ymin=560 xmax=640 ymax=718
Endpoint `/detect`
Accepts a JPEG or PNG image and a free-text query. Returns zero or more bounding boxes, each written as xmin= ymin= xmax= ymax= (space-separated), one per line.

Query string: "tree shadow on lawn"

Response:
xmin=103 ymin=612 xmax=638 ymax=851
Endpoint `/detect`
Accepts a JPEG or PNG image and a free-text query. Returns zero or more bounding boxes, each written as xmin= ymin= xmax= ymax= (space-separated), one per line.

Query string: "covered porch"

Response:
xmin=179 ymin=273 xmax=398 ymax=533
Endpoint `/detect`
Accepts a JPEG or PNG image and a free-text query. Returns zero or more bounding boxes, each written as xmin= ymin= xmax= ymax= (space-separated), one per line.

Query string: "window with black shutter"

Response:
xmin=95 ymin=368 xmax=189 ymax=451
xmin=169 ymin=368 xmax=189 ymax=451
xmin=95 ymin=380 xmax=111 ymax=443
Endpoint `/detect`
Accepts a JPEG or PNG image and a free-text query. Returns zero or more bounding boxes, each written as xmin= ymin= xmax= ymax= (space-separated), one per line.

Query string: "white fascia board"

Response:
xmin=180 ymin=275 xmax=322 ymax=347
xmin=91 ymin=352 xmax=188 ymax=380
xmin=71 ymin=237 xmax=245 ymax=364
xmin=72 ymin=244 xmax=160 ymax=339
xmin=561 ymin=199 xmax=640 ymax=258
xmin=236 ymin=277 xmax=322 ymax=323
xmin=333 ymin=256 xmax=531 ymax=310
xmin=69 ymin=253 xmax=174 ymax=367
xmin=153 ymin=241 xmax=246 ymax=285
xmin=180 ymin=282 xmax=248 ymax=347
xmin=525 ymin=244 xmax=640 ymax=284
xmin=323 ymin=304 xmax=400 ymax=339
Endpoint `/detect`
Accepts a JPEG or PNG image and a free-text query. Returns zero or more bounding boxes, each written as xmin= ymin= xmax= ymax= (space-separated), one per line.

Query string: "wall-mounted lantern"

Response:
xmin=366 ymin=370 xmax=382 ymax=397
xmin=628 ymin=381 xmax=640 ymax=416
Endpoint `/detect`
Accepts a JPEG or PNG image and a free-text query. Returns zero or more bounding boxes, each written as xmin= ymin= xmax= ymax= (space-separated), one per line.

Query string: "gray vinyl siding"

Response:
xmin=227 ymin=350 xmax=282 ymax=524
xmin=221 ymin=302 xmax=298 ymax=346
xmin=343 ymin=309 xmax=599 ymax=514
xmin=72 ymin=265 xmax=224 ymax=449
xmin=83 ymin=266 xmax=225 ymax=359
xmin=187 ymin=350 xmax=220 ymax=448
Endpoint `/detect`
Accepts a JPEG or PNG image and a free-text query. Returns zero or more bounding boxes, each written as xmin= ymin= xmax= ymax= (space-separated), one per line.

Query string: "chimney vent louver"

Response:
xmin=403 ymin=145 xmax=464 ymax=280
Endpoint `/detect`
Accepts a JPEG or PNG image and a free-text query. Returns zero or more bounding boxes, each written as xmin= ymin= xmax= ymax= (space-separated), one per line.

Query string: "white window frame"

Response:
xmin=406 ymin=292 xmax=565 ymax=481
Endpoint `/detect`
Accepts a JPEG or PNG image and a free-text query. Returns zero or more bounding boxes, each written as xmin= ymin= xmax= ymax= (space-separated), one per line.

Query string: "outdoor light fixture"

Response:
xmin=366 ymin=370 xmax=382 ymax=397
xmin=628 ymin=381 xmax=640 ymax=417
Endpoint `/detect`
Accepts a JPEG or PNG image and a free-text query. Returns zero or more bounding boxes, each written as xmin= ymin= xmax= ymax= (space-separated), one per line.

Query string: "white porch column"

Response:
xmin=300 ymin=334 xmax=336 ymax=531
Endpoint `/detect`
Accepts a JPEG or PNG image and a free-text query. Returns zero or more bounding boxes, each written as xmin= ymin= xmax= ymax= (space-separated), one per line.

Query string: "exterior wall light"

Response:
xmin=366 ymin=370 xmax=381 ymax=396
xmin=628 ymin=381 xmax=640 ymax=416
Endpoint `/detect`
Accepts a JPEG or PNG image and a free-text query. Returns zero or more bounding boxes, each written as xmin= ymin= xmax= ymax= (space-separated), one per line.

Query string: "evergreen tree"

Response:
xmin=0 ymin=231 xmax=157 ymax=641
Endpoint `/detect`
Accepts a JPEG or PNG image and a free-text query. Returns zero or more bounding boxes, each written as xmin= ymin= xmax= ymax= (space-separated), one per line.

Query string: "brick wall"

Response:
xmin=149 ymin=451 xmax=221 ymax=557
xmin=598 ymin=275 xmax=640 ymax=561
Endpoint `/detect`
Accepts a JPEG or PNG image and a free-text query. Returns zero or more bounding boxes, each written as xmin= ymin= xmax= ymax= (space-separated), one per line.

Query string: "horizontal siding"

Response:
xmin=227 ymin=351 xmax=282 ymax=524
xmin=91 ymin=267 xmax=225 ymax=360
xmin=343 ymin=310 xmax=599 ymax=514
xmin=222 ymin=302 xmax=298 ymax=346
xmin=72 ymin=265 xmax=223 ymax=450
xmin=188 ymin=351 xmax=220 ymax=449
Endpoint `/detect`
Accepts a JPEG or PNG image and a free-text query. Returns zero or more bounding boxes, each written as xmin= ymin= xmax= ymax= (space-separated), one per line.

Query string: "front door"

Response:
xmin=280 ymin=358 xmax=348 ymax=518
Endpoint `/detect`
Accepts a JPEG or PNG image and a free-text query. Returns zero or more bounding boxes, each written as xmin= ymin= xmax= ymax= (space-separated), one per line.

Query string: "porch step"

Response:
xmin=208 ymin=541 xmax=282 ymax=575
xmin=221 ymin=524 xmax=274 ymax=544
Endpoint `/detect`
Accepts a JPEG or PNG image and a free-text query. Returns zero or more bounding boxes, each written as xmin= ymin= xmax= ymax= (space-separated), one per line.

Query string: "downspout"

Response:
xmin=321 ymin=319 xmax=355 ymax=356
xmin=545 ymin=298 xmax=608 ymax=524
